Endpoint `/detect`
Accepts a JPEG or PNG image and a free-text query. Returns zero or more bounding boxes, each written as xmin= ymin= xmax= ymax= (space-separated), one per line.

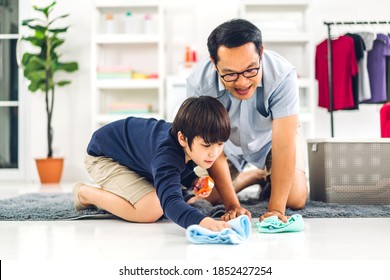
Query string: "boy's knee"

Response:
xmin=122 ymin=209 xmax=162 ymax=223
xmin=134 ymin=202 xmax=163 ymax=223
xmin=141 ymin=209 xmax=164 ymax=223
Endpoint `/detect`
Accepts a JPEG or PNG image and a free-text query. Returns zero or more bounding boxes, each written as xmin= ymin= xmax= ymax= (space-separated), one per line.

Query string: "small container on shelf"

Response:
xmin=124 ymin=11 xmax=133 ymax=34
xmin=178 ymin=45 xmax=198 ymax=76
xmin=143 ymin=14 xmax=153 ymax=34
xmin=184 ymin=45 xmax=197 ymax=66
xmin=132 ymin=71 xmax=148 ymax=79
xmin=104 ymin=13 xmax=115 ymax=34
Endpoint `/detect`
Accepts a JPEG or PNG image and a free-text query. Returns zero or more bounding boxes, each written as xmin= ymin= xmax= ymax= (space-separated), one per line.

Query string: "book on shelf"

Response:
xmin=107 ymin=102 xmax=152 ymax=114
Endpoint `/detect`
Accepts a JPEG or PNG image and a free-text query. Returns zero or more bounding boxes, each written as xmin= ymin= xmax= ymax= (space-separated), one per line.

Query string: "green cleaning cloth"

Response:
xmin=254 ymin=214 xmax=304 ymax=233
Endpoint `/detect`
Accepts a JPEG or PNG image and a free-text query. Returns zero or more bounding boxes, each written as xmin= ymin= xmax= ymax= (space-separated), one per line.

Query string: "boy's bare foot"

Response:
xmin=73 ymin=183 xmax=92 ymax=211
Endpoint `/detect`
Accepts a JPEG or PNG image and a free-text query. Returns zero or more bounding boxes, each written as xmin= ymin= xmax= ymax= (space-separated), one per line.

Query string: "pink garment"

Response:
xmin=315 ymin=36 xmax=358 ymax=110
xmin=380 ymin=103 xmax=390 ymax=138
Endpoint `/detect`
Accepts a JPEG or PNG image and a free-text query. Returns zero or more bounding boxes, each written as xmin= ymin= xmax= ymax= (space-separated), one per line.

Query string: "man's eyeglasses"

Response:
xmin=216 ymin=58 xmax=262 ymax=82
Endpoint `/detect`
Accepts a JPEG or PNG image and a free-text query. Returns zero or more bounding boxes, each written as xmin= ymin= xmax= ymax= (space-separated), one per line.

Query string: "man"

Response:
xmin=187 ymin=18 xmax=308 ymax=222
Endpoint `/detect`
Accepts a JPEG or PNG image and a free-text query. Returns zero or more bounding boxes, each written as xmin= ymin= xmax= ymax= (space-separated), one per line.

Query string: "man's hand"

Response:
xmin=199 ymin=217 xmax=231 ymax=231
xmin=221 ymin=206 xmax=252 ymax=221
xmin=260 ymin=210 xmax=288 ymax=223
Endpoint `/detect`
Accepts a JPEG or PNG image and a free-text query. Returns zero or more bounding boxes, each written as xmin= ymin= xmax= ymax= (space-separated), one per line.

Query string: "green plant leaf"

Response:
xmin=49 ymin=27 xmax=69 ymax=34
xmin=34 ymin=29 xmax=46 ymax=40
xmin=22 ymin=36 xmax=45 ymax=47
xmin=52 ymin=61 xmax=79 ymax=72
xmin=26 ymin=70 xmax=46 ymax=81
xmin=39 ymin=83 xmax=49 ymax=92
xmin=23 ymin=61 xmax=46 ymax=77
xmin=21 ymin=52 xmax=33 ymax=65
xmin=50 ymin=37 xmax=65 ymax=50
xmin=26 ymin=24 xmax=47 ymax=33
xmin=28 ymin=80 xmax=41 ymax=92
xmin=49 ymin=14 xmax=69 ymax=26
xmin=57 ymin=80 xmax=71 ymax=87
xmin=33 ymin=2 xmax=56 ymax=17
xmin=22 ymin=19 xmax=36 ymax=26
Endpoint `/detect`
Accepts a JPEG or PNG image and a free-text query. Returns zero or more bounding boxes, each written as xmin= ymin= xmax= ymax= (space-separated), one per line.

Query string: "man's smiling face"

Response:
xmin=214 ymin=42 xmax=263 ymax=100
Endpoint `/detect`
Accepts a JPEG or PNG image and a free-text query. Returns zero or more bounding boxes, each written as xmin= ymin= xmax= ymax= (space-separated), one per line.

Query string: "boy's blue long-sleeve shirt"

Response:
xmin=87 ymin=117 xmax=205 ymax=228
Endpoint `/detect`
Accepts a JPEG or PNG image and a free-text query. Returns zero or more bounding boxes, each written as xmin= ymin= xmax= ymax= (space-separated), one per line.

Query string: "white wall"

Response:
xmin=25 ymin=0 xmax=390 ymax=182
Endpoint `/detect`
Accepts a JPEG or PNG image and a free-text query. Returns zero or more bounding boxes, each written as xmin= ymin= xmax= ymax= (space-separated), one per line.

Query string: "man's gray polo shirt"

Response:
xmin=187 ymin=50 xmax=299 ymax=171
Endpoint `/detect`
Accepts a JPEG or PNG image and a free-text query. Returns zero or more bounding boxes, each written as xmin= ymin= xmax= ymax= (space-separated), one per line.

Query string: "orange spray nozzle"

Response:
xmin=196 ymin=176 xmax=214 ymax=195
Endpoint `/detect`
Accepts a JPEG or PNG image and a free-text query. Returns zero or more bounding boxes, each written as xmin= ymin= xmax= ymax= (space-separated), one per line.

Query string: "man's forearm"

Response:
xmin=267 ymin=146 xmax=296 ymax=214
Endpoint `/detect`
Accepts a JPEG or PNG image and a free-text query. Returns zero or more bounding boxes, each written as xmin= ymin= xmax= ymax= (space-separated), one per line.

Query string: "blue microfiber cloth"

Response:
xmin=186 ymin=215 xmax=251 ymax=245
xmin=254 ymin=214 xmax=304 ymax=233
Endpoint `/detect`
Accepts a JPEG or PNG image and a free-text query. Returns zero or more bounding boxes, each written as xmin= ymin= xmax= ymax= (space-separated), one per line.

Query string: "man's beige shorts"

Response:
xmin=195 ymin=125 xmax=305 ymax=180
xmin=84 ymin=154 xmax=155 ymax=205
xmin=263 ymin=128 xmax=305 ymax=174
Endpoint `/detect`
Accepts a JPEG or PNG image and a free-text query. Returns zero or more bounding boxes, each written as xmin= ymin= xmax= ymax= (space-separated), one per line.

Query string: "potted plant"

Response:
xmin=21 ymin=1 xmax=78 ymax=183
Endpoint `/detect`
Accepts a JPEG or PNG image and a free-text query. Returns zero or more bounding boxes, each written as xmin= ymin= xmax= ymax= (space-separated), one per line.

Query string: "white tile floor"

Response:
xmin=1 ymin=183 xmax=390 ymax=262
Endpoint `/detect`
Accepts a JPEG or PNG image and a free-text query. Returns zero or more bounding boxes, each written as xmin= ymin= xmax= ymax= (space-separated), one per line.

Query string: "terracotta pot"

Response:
xmin=35 ymin=157 xmax=64 ymax=184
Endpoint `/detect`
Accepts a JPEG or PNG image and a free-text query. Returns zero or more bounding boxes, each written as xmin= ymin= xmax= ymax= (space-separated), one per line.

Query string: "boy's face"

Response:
xmin=179 ymin=135 xmax=224 ymax=169
xmin=213 ymin=42 xmax=263 ymax=101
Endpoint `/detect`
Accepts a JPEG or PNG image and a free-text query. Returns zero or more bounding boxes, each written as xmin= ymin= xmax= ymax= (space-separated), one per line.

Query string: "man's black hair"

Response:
xmin=207 ymin=18 xmax=263 ymax=63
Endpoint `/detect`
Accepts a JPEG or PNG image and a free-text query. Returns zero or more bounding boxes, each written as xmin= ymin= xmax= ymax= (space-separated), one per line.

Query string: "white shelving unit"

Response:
xmin=91 ymin=0 xmax=164 ymax=129
xmin=240 ymin=0 xmax=315 ymax=141
xmin=165 ymin=76 xmax=187 ymax=122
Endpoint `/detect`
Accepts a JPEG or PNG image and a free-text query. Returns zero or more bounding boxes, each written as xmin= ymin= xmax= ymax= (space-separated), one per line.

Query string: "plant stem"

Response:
xmin=45 ymin=70 xmax=53 ymax=158
xmin=46 ymin=16 xmax=53 ymax=158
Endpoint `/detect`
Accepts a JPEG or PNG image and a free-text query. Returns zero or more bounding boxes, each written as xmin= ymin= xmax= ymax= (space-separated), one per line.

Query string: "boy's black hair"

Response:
xmin=171 ymin=96 xmax=230 ymax=150
xmin=207 ymin=18 xmax=263 ymax=64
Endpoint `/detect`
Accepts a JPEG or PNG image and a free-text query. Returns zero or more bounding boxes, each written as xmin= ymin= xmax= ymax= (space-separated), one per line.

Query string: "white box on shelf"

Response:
xmin=166 ymin=76 xmax=187 ymax=122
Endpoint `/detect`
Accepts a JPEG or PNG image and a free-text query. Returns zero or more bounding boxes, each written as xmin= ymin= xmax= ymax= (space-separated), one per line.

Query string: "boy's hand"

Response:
xmin=199 ymin=217 xmax=231 ymax=231
xmin=192 ymin=177 xmax=214 ymax=198
xmin=260 ymin=210 xmax=289 ymax=223
xmin=221 ymin=206 xmax=252 ymax=221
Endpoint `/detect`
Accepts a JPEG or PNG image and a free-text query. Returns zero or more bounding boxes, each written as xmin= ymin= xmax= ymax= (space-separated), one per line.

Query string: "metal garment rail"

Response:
xmin=323 ymin=20 xmax=390 ymax=137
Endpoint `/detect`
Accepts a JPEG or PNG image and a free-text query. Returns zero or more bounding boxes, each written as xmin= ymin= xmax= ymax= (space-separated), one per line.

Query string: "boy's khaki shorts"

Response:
xmin=84 ymin=154 xmax=155 ymax=205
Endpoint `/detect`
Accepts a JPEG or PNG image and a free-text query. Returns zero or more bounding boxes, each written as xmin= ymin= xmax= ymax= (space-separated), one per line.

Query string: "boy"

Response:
xmin=73 ymin=96 xmax=250 ymax=230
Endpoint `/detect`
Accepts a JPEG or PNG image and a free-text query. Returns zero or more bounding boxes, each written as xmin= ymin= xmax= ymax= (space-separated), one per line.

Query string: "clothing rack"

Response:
xmin=323 ymin=20 xmax=390 ymax=137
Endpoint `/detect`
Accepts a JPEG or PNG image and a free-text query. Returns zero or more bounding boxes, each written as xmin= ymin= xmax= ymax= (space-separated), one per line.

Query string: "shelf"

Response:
xmin=95 ymin=0 xmax=160 ymax=8
xmin=96 ymin=113 xmax=162 ymax=123
xmin=95 ymin=34 xmax=160 ymax=44
xmin=241 ymin=0 xmax=310 ymax=7
xmin=96 ymin=79 xmax=160 ymax=89
xmin=263 ymin=33 xmax=310 ymax=43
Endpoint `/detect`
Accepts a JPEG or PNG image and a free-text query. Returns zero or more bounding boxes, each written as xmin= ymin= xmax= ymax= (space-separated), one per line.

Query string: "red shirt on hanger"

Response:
xmin=315 ymin=35 xmax=358 ymax=110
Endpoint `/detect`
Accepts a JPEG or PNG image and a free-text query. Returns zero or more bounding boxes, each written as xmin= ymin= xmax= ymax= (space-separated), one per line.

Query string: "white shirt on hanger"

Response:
xmin=356 ymin=32 xmax=377 ymax=102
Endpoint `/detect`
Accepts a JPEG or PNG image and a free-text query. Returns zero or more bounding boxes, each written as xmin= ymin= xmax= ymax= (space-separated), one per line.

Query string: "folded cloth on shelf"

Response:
xmin=186 ymin=215 xmax=251 ymax=245
xmin=254 ymin=214 xmax=304 ymax=233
